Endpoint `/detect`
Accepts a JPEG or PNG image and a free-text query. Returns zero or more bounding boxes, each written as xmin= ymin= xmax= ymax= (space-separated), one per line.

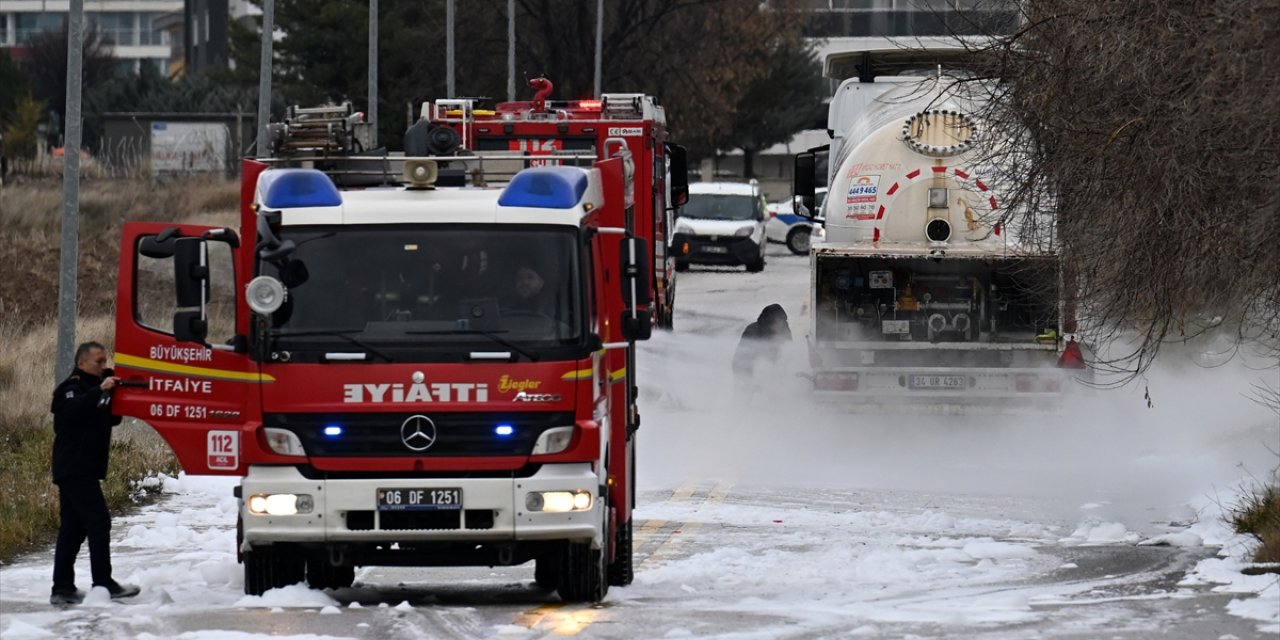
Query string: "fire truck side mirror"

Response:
xmin=794 ymin=152 xmax=817 ymax=217
xmin=619 ymin=236 xmax=653 ymax=342
xmin=667 ymin=144 xmax=689 ymax=208
xmin=173 ymin=237 xmax=210 ymax=344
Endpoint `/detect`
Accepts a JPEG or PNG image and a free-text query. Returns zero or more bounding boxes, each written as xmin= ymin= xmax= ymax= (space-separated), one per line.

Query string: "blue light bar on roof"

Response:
xmin=258 ymin=169 xmax=342 ymax=209
xmin=498 ymin=167 xmax=589 ymax=209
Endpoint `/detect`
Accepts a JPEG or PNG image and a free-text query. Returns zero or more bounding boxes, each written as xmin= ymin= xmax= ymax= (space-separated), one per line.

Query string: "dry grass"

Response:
xmin=1231 ymin=482 xmax=1280 ymax=565
xmin=0 ymin=177 xmax=239 ymax=562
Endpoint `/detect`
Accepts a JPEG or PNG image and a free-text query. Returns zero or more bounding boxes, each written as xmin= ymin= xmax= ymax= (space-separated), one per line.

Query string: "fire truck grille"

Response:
xmin=265 ymin=412 xmax=574 ymax=457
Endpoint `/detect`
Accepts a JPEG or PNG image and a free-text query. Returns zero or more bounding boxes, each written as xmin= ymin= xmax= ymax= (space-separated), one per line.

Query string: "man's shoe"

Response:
xmin=102 ymin=582 xmax=141 ymax=599
xmin=50 ymin=589 xmax=85 ymax=606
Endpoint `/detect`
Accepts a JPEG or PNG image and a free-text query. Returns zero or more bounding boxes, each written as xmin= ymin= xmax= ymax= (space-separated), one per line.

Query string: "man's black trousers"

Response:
xmin=52 ymin=476 xmax=113 ymax=591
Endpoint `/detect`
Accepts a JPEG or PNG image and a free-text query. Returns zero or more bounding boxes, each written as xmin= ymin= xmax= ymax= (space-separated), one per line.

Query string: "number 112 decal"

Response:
xmin=207 ymin=430 xmax=240 ymax=470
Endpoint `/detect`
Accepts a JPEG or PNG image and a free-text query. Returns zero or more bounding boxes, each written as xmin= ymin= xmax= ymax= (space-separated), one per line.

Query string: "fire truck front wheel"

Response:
xmin=607 ymin=518 xmax=634 ymax=586
xmin=534 ymin=550 xmax=560 ymax=590
xmin=306 ymin=556 xmax=356 ymax=591
xmin=556 ymin=501 xmax=609 ymax=602
xmin=243 ymin=544 xmax=305 ymax=596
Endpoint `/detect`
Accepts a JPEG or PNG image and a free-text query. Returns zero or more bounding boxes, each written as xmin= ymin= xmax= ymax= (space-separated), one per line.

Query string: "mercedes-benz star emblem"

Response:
xmin=400 ymin=414 xmax=437 ymax=452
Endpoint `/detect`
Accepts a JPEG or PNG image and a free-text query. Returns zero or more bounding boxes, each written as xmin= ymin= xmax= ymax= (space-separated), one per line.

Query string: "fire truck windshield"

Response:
xmin=260 ymin=225 xmax=583 ymax=360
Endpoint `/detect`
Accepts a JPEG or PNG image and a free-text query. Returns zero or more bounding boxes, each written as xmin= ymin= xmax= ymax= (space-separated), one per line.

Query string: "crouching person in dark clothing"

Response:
xmin=732 ymin=304 xmax=793 ymax=386
xmin=49 ymin=341 xmax=141 ymax=606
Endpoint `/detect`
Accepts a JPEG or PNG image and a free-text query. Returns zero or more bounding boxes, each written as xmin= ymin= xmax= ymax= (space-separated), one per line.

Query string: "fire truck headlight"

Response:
xmin=263 ymin=428 xmax=307 ymax=457
xmin=246 ymin=276 xmax=287 ymax=314
xmin=531 ymin=426 xmax=574 ymax=455
xmin=246 ymin=493 xmax=314 ymax=516
xmin=526 ymin=490 xmax=592 ymax=513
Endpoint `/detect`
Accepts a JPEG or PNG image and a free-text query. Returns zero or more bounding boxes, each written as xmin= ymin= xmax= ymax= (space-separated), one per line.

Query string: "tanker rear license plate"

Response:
xmin=377 ymin=488 xmax=462 ymax=511
xmin=703 ymin=246 xmax=728 ymax=254
xmin=909 ymin=375 xmax=966 ymax=389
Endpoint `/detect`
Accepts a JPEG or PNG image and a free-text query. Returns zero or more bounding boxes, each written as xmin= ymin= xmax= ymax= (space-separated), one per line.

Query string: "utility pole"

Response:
xmin=55 ymin=0 xmax=84 ymax=382
xmin=446 ymin=0 xmax=455 ymax=98
xmin=368 ymin=0 xmax=378 ymax=147
xmin=507 ymin=0 xmax=515 ymax=102
xmin=594 ymin=0 xmax=603 ymax=97
xmin=256 ymin=0 xmax=275 ymax=157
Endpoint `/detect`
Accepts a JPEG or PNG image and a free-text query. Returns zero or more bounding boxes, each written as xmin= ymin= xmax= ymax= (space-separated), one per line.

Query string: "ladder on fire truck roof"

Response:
xmin=262 ymin=101 xmax=603 ymax=189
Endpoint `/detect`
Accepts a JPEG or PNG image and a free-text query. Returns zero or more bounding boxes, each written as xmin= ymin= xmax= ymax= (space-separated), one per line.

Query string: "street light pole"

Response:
xmin=368 ymin=0 xmax=378 ymax=147
xmin=256 ymin=0 xmax=275 ymax=157
xmin=446 ymin=0 xmax=455 ymax=98
xmin=55 ymin=0 xmax=84 ymax=382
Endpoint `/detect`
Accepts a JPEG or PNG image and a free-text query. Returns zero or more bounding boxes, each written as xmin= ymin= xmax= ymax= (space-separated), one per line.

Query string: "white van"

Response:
xmin=672 ymin=182 xmax=768 ymax=272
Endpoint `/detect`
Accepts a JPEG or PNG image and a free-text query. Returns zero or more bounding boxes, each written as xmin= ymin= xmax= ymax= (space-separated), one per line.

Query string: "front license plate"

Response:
xmin=377 ymin=488 xmax=463 ymax=511
xmin=703 ymin=245 xmax=728 ymax=254
xmin=908 ymin=375 xmax=967 ymax=390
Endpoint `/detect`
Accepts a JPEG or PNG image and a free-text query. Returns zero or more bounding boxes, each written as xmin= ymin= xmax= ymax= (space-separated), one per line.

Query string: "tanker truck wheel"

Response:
xmin=785 ymin=226 xmax=811 ymax=255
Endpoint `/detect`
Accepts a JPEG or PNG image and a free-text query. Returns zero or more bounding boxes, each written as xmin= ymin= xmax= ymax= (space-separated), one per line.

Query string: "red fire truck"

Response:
xmin=111 ymin=106 xmax=658 ymax=602
xmin=415 ymin=77 xmax=688 ymax=329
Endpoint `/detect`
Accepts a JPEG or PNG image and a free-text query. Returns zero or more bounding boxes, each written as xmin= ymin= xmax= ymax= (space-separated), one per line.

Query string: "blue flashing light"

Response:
xmin=495 ymin=424 xmax=515 ymax=437
xmin=259 ymin=169 xmax=342 ymax=209
xmin=323 ymin=425 xmax=343 ymax=437
xmin=498 ymin=167 xmax=588 ymax=209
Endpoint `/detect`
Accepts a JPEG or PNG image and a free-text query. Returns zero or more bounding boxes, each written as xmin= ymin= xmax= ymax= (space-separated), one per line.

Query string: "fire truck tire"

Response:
xmin=534 ymin=552 xmax=560 ymax=590
xmin=556 ymin=540 xmax=607 ymax=602
xmin=557 ymin=503 xmax=609 ymax=602
xmin=306 ymin=558 xmax=356 ymax=590
xmin=607 ymin=518 xmax=634 ymax=586
xmin=243 ymin=545 xmax=305 ymax=596
xmin=785 ymin=227 xmax=811 ymax=255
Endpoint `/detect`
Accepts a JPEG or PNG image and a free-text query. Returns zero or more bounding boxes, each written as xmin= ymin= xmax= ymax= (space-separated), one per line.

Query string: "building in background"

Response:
xmin=0 ymin=0 xmax=182 ymax=74
xmin=712 ymin=0 xmax=1018 ymax=200
xmin=0 ymin=0 xmax=256 ymax=77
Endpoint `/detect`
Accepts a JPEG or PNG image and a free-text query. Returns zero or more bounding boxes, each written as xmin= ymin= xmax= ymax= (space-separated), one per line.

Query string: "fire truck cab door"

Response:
xmin=113 ymin=222 xmax=256 ymax=475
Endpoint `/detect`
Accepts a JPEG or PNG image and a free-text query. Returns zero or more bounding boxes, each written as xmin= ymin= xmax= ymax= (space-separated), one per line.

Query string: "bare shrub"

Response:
xmin=951 ymin=0 xmax=1280 ymax=381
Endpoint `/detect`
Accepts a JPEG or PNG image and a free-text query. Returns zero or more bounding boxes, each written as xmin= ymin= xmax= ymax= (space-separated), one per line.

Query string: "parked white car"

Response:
xmin=673 ymin=182 xmax=769 ymax=272
xmin=766 ymin=188 xmax=827 ymax=255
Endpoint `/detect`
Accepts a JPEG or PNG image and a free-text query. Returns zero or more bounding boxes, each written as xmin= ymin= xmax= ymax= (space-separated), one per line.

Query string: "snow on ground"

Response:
xmin=1 ymin=255 xmax=1276 ymax=638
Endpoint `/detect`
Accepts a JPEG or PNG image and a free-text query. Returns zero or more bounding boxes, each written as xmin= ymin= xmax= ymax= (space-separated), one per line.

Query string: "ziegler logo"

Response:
xmin=513 ymin=391 xmax=562 ymax=403
xmin=498 ymin=375 xmax=542 ymax=393
xmin=343 ymin=382 xmax=489 ymax=403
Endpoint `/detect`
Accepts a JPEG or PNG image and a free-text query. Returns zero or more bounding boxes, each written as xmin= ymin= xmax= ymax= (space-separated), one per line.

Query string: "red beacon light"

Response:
xmin=576 ymin=99 xmax=603 ymax=111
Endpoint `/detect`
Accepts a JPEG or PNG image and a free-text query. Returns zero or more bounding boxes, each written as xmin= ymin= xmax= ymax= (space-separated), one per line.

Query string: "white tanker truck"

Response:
xmin=793 ymin=47 xmax=1086 ymax=409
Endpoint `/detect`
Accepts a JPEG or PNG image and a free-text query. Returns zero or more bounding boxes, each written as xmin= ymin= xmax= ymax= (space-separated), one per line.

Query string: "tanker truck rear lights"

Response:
xmin=1015 ymin=374 xmax=1061 ymax=393
xmin=498 ymin=167 xmax=589 ymax=209
xmin=257 ymin=169 xmax=342 ymax=209
xmin=815 ymin=373 xmax=858 ymax=391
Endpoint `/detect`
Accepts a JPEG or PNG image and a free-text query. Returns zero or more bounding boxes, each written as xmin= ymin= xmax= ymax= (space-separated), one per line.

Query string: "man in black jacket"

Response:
xmin=49 ymin=342 xmax=141 ymax=605
xmin=732 ymin=304 xmax=793 ymax=381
